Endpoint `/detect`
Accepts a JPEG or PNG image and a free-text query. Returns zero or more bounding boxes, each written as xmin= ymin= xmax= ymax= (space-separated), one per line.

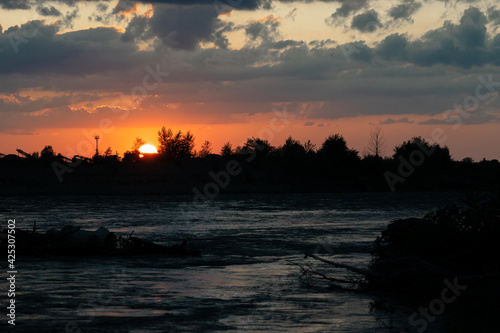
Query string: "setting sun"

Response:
xmin=138 ymin=144 xmax=158 ymax=154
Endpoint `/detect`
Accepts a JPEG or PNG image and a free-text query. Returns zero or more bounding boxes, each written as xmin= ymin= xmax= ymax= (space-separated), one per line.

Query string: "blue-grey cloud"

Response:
xmin=388 ymin=0 xmax=422 ymax=21
xmin=376 ymin=33 xmax=408 ymax=61
xmin=487 ymin=6 xmax=500 ymax=25
xmin=351 ymin=10 xmax=382 ymax=33
xmin=373 ymin=7 xmax=496 ymax=68
xmin=0 ymin=0 xmax=30 ymax=9
xmin=36 ymin=5 xmax=62 ymax=16
xmin=0 ymin=21 xmax=151 ymax=75
xmin=381 ymin=117 xmax=414 ymax=124
xmin=408 ymin=7 xmax=489 ymax=68
xmin=3 ymin=4 xmax=500 ymax=130
xmin=420 ymin=114 xmax=500 ymax=125
xmin=331 ymin=0 xmax=367 ymax=18
xmin=113 ymin=0 xmax=136 ymax=15
xmin=138 ymin=0 xmax=262 ymax=10
xmin=149 ymin=5 xmax=221 ymax=50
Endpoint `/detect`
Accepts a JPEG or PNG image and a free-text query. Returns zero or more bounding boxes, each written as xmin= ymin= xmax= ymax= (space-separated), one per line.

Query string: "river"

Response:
xmin=0 ymin=192 xmax=462 ymax=332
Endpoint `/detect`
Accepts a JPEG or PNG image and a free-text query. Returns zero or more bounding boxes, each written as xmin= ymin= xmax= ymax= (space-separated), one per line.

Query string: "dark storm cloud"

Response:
xmin=149 ymin=5 xmax=221 ymax=50
xmin=0 ymin=20 xmax=151 ymax=75
xmin=376 ymin=33 xmax=408 ymax=61
xmin=342 ymin=41 xmax=374 ymax=62
xmin=351 ymin=10 xmax=382 ymax=33
xmin=120 ymin=2 xmax=242 ymax=48
xmin=408 ymin=7 xmax=490 ymax=68
xmin=4 ymin=7 xmax=498 ymax=91
xmin=3 ymin=4 xmax=500 ymax=127
xmin=121 ymin=12 xmax=150 ymax=43
xmin=372 ymin=7 xmax=499 ymax=68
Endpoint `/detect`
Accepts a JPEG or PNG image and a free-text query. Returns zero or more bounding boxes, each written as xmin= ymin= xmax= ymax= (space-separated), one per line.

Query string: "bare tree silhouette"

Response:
xmin=367 ymin=126 xmax=386 ymax=157
xmin=303 ymin=140 xmax=316 ymax=154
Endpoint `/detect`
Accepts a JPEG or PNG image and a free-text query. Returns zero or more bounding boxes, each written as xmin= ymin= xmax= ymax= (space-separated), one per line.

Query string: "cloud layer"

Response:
xmin=1 ymin=0 xmax=500 ymax=135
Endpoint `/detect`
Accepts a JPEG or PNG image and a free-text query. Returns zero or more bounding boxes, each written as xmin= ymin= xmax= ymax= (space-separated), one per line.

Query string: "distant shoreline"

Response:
xmin=1 ymin=154 xmax=498 ymax=196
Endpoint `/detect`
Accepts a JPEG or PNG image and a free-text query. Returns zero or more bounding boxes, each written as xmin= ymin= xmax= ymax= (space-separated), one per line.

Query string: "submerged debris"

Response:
xmin=0 ymin=225 xmax=200 ymax=257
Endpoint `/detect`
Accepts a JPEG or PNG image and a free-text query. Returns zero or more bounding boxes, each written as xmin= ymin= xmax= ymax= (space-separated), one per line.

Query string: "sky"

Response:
xmin=1 ymin=0 xmax=500 ymax=160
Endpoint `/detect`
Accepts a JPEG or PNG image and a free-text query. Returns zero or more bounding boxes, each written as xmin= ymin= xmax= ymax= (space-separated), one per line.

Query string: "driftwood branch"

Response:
xmin=305 ymin=252 xmax=373 ymax=277
xmin=297 ymin=263 xmax=354 ymax=284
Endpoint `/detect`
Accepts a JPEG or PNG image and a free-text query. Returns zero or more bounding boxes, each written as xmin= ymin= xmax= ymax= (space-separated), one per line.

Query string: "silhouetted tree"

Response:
xmin=131 ymin=137 xmax=146 ymax=152
xmin=281 ymin=136 xmax=306 ymax=159
xmin=123 ymin=152 xmax=140 ymax=163
xmin=242 ymin=137 xmax=274 ymax=157
xmin=157 ymin=126 xmax=195 ymax=159
xmin=319 ymin=134 xmax=360 ymax=169
xmin=393 ymin=137 xmax=452 ymax=173
xmin=198 ymin=140 xmax=213 ymax=158
xmin=303 ymin=140 xmax=316 ymax=155
xmin=104 ymin=147 xmax=113 ymax=157
xmin=462 ymin=157 xmax=474 ymax=164
xmin=40 ymin=145 xmax=55 ymax=162
xmin=221 ymin=141 xmax=233 ymax=157
xmin=366 ymin=126 xmax=386 ymax=157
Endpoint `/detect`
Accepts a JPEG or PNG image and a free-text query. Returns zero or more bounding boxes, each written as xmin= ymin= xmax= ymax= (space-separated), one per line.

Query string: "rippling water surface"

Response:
xmin=0 ymin=192 xmax=462 ymax=332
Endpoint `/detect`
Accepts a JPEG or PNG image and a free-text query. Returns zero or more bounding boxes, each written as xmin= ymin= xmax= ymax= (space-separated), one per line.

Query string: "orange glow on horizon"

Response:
xmin=0 ymin=116 xmax=499 ymax=162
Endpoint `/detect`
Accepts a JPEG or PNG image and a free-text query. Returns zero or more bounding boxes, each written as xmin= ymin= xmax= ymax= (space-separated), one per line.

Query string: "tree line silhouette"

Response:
xmin=1 ymin=126 xmax=499 ymax=193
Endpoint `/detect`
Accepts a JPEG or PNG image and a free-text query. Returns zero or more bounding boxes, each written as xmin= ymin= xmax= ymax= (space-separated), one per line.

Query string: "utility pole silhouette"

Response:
xmin=95 ymin=136 xmax=100 ymax=157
